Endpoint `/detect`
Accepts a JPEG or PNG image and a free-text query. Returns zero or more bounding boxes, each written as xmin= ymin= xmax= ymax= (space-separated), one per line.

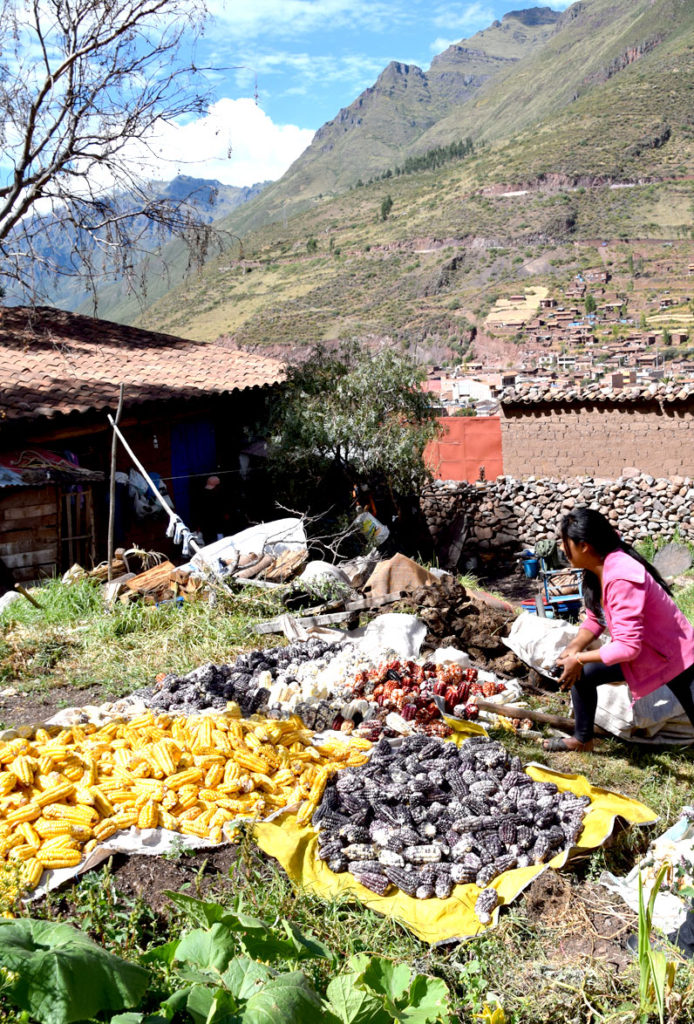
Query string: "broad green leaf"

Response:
xmin=174 ymin=924 xmax=239 ymax=974
xmin=207 ymin=987 xmax=243 ymax=1024
xmin=142 ymin=939 xmax=181 ymax=966
xmin=323 ymin=974 xmax=391 ymax=1024
xmin=158 ymin=987 xmax=193 ymax=1021
xmin=221 ymin=958 xmax=273 ymax=1000
xmin=399 ymin=974 xmax=451 ymax=1024
xmin=165 ymin=892 xmax=226 ymax=927
xmin=186 ymin=983 xmax=217 ymax=1024
xmin=280 ymin=919 xmax=332 ymax=962
xmin=240 ymin=971 xmax=322 ymax=1024
xmin=0 ymin=918 xmax=149 ymax=1024
xmin=110 ymin=1014 xmax=144 ymax=1024
xmin=359 ymin=957 xmax=411 ymax=1007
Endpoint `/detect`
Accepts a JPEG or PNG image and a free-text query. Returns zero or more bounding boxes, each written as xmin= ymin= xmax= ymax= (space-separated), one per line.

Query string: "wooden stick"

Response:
xmin=472 ymin=697 xmax=608 ymax=736
xmin=14 ymin=584 xmax=42 ymax=610
xmin=107 ymin=384 xmax=125 ymax=584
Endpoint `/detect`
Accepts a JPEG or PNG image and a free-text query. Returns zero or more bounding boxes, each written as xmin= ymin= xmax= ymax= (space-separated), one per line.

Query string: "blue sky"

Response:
xmin=172 ymin=0 xmax=573 ymax=186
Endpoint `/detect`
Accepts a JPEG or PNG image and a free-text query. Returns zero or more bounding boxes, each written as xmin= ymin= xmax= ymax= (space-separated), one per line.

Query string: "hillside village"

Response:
xmin=428 ymin=243 xmax=694 ymax=416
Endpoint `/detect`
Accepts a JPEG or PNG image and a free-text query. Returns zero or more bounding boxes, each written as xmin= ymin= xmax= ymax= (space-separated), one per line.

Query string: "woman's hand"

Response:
xmin=556 ymin=653 xmax=583 ymax=691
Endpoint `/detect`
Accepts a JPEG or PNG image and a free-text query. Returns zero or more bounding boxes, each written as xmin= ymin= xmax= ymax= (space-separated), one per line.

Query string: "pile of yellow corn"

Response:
xmin=0 ymin=707 xmax=370 ymax=901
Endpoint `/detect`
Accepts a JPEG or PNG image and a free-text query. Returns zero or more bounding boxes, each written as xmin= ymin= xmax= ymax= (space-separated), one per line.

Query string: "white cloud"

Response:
xmin=429 ymin=36 xmax=459 ymax=53
xmin=130 ymin=98 xmax=315 ymax=186
xmin=432 ymin=2 xmax=494 ymax=32
xmin=226 ymin=49 xmax=392 ymax=105
xmin=208 ymin=0 xmax=406 ymax=39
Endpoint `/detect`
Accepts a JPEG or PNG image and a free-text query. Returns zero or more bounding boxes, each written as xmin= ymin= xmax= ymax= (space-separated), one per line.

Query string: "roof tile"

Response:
xmin=0 ymin=306 xmax=285 ymax=423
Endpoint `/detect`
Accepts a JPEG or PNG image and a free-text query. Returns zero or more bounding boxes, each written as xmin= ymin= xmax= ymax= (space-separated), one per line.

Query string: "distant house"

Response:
xmin=585 ymin=268 xmax=610 ymax=284
xmin=0 ymin=306 xmax=284 ymax=583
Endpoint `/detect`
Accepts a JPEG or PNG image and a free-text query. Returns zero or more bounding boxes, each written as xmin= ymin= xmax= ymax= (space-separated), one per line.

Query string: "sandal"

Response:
xmin=542 ymin=736 xmax=594 ymax=753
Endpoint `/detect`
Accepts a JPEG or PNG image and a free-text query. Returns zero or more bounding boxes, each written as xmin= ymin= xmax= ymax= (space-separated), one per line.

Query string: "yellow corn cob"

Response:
xmin=22 ymin=858 xmax=44 ymax=888
xmin=176 ymin=787 xmax=199 ymax=811
xmin=38 ymin=835 xmax=80 ymax=853
xmin=250 ymin=773 xmax=278 ymax=794
xmin=263 ymin=722 xmax=286 ymax=744
xmin=134 ymin=779 xmax=165 ymax=800
xmin=158 ymin=808 xmax=179 ymax=830
xmin=35 ymin=848 xmax=82 ymax=869
xmin=18 ymin=822 xmax=40 ymax=848
xmin=263 ymin=792 xmax=290 ymax=808
xmin=74 ymin=786 xmax=96 ymax=806
xmin=137 ymin=801 xmax=159 ymax=830
xmin=178 ymin=806 xmax=203 ymax=822
xmin=131 ymin=761 xmax=151 ymax=779
xmin=83 ymin=839 xmax=98 ymax=854
xmin=153 ymin=714 xmax=171 ymax=730
xmin=346 ymin=752 xmax=369 ymax=767
xmin=35 ymin=782 xmax=75 ymax=807
xmin=209 ymin=827 xmax=223 ymax=844
xmin=34 ymin=820 xmax=75 ymax=838
xmin=233 ymin=752 xmax=268 ymax=774
xmin=166 ymin=768 xmax=203 ymax=790
xmin=38 ymin=755 xmax=56 ymax=774
xmin=110 ymin=811 xmax=138 ymax=830
xmin=9 ymin=756 xmax=35 ymax=786
xmin=126 ymin=713 xmax=154 ymax=730
xmin=34 ymin=728 xmax=52 ymax=744
xmin=211 ymin=730 xmax=232 ymax=755
xmin=203 ymin=763 xmax=224 ymax=789
xmin=106 ymin=789 xmax=138 ymax=806
xmin=180 ymin=820 xmax=209 ymax=838
xmin=272 ymin=769 xmax=295 ymax=787
xmin=307 ymin=765 xmax=333 ymax=804
xmin=244 ymin=733 xmax=262 ymax=752
xmin=150 ymin=742 xmax=177 ymax=777
xmin=223 ymin=760 xmax=241 ymax=784
xmin=224 ymin=703 xmax=241 ymax=720
xmin=89 ymin=787 xmax=115 ymax=817
xmin=93 ymin=820 xmax=119 ymax=842
xmin=228 ymin=720 xmax=244 ymax=745
xmin=5 ymin=802 xmax=41 ymax=825
xmin=42 ymin=803 xmax=97 ymax=825
xmin=9 ymin=843 xmax=39 ymax=862
xmin=0 ymin=772 xmax=17 ymax=796
xmin=296 ymin=797 xmax=319 ymax=827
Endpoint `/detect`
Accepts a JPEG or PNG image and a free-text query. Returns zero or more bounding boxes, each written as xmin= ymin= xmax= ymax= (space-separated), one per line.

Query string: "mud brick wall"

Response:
xmin=500 ymin=400 xmax=694 ymax=479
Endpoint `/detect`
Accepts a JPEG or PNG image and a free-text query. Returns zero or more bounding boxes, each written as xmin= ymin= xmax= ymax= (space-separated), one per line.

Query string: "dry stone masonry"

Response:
xmin=421 ymin=471 xmax=694 ymax=561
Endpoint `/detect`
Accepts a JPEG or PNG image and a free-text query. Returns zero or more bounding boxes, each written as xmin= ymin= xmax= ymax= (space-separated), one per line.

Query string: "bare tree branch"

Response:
xmin=0 ymin=0 xmax=229 ymax=303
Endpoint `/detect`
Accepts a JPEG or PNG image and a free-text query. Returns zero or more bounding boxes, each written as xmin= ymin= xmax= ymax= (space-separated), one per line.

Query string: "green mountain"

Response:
xmin=129 ymin=0 xmax=694 ymax=358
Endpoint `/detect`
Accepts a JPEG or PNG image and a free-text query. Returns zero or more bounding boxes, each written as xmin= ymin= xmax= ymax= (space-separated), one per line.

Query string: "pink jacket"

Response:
xmin=581 ymin=549 xmax=694 ymax=699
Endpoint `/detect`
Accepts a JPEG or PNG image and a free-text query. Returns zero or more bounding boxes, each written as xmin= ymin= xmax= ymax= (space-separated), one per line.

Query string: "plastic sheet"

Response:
xmin=253 ymin=763 xmax=656 ymax=945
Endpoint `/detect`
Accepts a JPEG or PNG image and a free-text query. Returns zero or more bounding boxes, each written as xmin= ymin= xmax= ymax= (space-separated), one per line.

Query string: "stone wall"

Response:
xmin=421 ymin=471 xmax=694 ymax=564
xmin=500 ymin=400 xmax=694 ymax=479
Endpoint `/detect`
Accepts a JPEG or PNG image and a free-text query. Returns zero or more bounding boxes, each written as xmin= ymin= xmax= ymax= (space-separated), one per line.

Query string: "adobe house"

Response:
xmin=0 ymin=306 xmax=284 ymax=584
xmin=499 ymin=381 xmax=694 ymax=478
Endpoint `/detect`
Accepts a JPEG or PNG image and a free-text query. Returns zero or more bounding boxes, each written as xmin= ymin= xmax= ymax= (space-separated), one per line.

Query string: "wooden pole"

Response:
xmin=107 ymin=385 xmax=125 ymax=584
xmin=472 ymin=697 xmax=608 ymax=736
xmin=14 ymin=584 xmax=42 ymax=610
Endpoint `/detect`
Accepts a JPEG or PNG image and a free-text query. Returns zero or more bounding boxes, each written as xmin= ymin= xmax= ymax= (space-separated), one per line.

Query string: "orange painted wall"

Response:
xmin=425 ymin=416 xmax=503 ymax=482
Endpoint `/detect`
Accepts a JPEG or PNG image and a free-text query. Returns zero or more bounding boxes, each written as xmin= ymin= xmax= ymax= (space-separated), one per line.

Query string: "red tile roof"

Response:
xmin=0 ymin=306 xmax=285 ymax=423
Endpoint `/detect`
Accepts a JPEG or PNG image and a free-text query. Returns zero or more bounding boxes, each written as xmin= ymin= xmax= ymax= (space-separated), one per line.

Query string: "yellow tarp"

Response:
xmin=253 ymin=761 xmax=656 ymax=945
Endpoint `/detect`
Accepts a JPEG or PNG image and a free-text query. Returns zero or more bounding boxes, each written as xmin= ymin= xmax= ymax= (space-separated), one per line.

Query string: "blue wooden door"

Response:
xmin=170 ymin=418 xmax=217 ymax=527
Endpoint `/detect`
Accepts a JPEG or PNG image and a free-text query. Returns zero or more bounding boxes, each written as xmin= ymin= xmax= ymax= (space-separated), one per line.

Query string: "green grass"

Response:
xmin=0 ymin=578 xmax=285 ymax=697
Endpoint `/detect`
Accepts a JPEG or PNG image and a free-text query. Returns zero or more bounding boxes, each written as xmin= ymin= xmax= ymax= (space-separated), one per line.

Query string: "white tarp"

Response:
xmin=187 ymin=517 xmax=307 ymax=574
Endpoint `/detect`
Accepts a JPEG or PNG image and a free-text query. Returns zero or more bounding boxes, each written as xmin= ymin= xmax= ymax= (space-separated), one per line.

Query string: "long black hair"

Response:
xmin=559 ymin=507 xmax=672 ymax=617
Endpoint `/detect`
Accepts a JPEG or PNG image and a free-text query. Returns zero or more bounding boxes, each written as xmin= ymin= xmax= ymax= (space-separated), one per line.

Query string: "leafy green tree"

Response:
xmin=266 ymin=342 xmax=440 ymax=504
xmin=380 ymin=194 xmax=393 ymax=221
xmin=585 ymin=293 xmax=597 ymax=314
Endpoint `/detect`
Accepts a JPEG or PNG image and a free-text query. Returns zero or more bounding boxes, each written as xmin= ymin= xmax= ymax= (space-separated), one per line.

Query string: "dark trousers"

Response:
xmin=571 ymin=660 xmax=694 ymax=742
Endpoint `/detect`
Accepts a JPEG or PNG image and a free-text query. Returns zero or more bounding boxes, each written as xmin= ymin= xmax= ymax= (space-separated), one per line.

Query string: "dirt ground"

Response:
xmin=0 ymin=682 xmax=118 ymax=730
xmin=46 ymin=843 xmax=639 ymax=978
